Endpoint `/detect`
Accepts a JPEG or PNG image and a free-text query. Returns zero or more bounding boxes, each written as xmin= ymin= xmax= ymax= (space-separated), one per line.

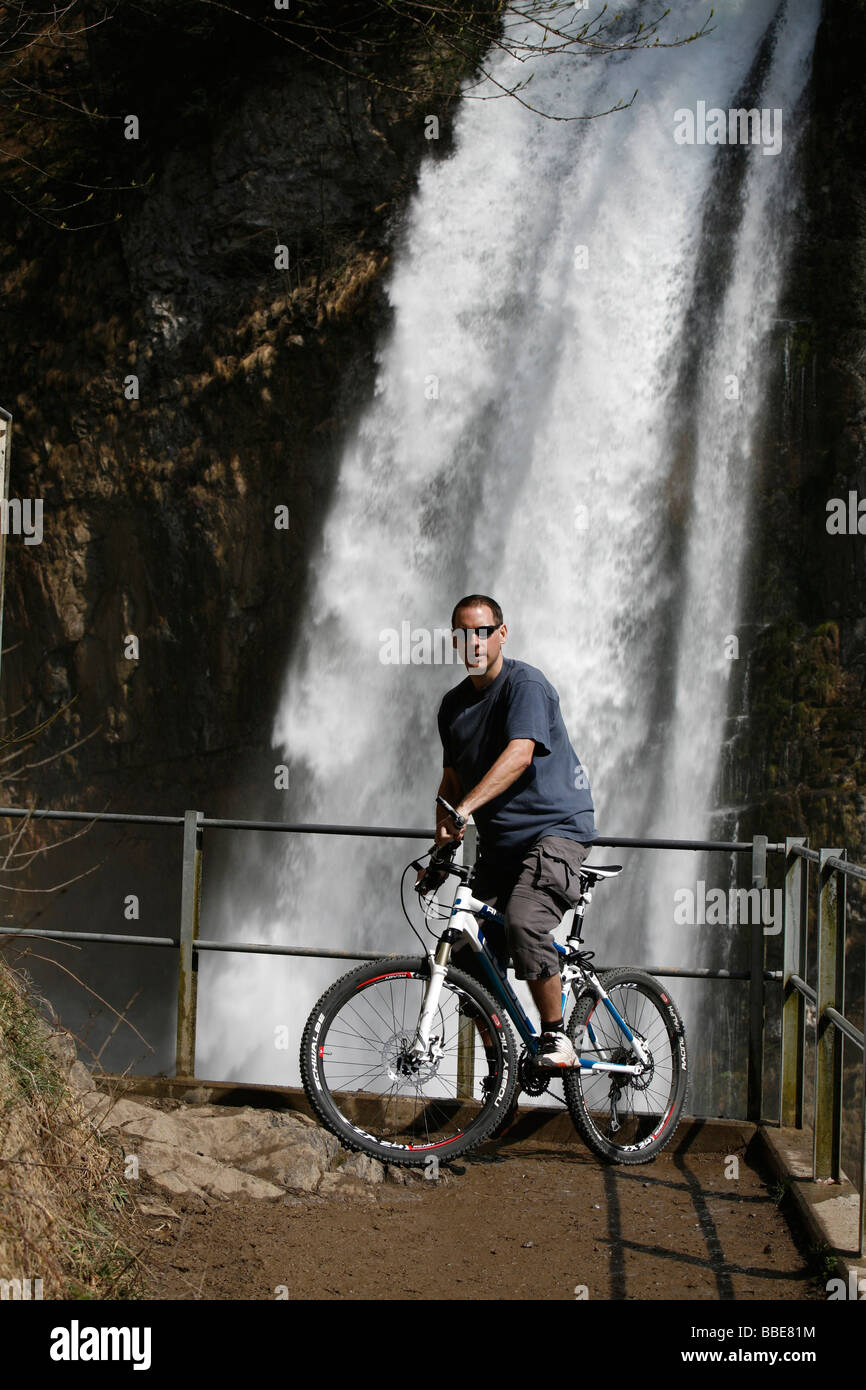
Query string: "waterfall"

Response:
xmin=197 ymin=0 xmax=821 ymax=1096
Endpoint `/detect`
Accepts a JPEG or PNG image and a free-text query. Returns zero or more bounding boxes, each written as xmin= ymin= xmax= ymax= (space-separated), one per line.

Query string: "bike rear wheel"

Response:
xmin=563 ymin=968 xmax=688 ymax=1164
xmin=300 ymin=955 xmax=518 ymax=1166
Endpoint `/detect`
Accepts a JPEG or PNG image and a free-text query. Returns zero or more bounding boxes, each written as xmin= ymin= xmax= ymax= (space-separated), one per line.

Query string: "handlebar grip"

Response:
xmin=436 ymin=795 xmax=466 ymax=830
xmin=414 ymin=841 xmax=457 ymax=894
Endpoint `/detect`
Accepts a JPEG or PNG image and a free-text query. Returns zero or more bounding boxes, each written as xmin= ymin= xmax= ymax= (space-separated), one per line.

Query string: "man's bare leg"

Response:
xmin=528 ymin=974 xmax=563 ymax=1028
xmin=528 ymin=972 xmax=578 ymax=1066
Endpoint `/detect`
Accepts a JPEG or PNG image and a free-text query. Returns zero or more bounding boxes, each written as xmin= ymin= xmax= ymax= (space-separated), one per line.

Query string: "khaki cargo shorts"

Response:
xmin=454 ymin=835 xmax=592 ymax=983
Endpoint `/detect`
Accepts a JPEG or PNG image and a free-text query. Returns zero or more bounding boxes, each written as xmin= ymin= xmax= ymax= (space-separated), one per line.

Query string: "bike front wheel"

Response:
xmin=300 ymin=955 xmax=518 ymax=1166
xmin=563 ymin=968 xmax=688 ymax=1164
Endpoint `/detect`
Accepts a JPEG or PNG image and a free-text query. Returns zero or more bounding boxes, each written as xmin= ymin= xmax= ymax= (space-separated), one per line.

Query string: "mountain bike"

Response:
xmin=300 ymin=799 xmax=688 ymax=1167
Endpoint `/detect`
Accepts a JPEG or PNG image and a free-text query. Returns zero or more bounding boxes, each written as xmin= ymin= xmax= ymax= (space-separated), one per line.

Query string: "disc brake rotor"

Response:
xmin=609 ymin=1043 xmax=654 ymax=1093
xmin=384 ymin=1032 xmax=444 ymax=1085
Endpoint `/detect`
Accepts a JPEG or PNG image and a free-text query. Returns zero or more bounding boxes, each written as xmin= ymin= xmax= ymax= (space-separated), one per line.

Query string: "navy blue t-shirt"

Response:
xmin=437 ymin=657 xmax=597 ymax=860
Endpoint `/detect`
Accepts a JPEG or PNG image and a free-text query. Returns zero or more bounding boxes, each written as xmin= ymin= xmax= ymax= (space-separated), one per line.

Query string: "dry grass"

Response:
xmin=0 ymin=956 xmax=145 ymax=1299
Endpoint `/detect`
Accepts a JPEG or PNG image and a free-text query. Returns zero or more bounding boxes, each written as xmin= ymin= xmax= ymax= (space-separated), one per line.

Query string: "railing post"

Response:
xmin=814 ymin=849 xmax=843 ymax=1179
xmin=0 ymin=408 xmax=12 ymax=694
xmin=861 ymin=919 xmax=866 ymax=1256
xmin=747 ymin=834 xmax=768 ymax=1123
xmin=835 ymin=853 xmax=847 ymax=1183
xmin=780 ymin=838 xmax=808 ymax=1128
xmin=176 ymin=810 xmax=204 ymax=1078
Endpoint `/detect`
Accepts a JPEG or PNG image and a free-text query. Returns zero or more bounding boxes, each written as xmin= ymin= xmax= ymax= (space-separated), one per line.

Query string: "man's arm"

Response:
xmin=455 ymin=738 xmax=534 ymax=822
xmin=435 ymin=766 xmax=464 ymax=846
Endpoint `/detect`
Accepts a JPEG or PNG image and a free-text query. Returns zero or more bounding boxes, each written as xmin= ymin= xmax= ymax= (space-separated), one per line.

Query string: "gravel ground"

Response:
xmin=131 ymin=1133 xmax=825 ymax=1303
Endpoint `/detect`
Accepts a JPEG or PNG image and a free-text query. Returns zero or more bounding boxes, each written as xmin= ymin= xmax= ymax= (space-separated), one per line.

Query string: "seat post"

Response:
xmin=566 ymin=882 xmax=591 ymax=947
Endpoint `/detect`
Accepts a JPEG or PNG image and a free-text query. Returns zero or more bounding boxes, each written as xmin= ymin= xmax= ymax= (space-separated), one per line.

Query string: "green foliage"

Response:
xmin=64 ymin=1178 xmax=141 ymax=1300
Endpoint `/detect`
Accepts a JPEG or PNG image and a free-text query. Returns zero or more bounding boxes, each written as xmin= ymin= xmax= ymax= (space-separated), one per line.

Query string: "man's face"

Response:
xmin=451 ymin=604 xmax=506 ymax=674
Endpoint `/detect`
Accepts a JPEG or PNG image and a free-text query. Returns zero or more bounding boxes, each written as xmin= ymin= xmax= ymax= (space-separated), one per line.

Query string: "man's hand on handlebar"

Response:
xmin=435 ymin=817 xmax=464 ymax=847
xmin=413 ymin=842 xmax=454 ymax=894
xmin=415 ymin=856 xmax=435 ymax=888
xmin=435 ymin=795 xmax=467 ymax=844
xmin=414 ymin=796 xmax=468 ymax=891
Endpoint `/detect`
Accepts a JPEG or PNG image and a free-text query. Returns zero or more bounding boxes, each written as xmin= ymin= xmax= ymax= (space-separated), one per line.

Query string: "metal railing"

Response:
xmin=0 ymin=804 xmax=781 ymax=1069
xmin=780 ymin=838 xmax=866 ymax=1253
xmin=0 ymin=804 xmax=863 ymax=1249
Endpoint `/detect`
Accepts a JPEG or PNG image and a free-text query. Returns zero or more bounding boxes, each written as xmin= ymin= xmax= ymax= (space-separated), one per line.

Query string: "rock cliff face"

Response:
xmin=719 ymin=0 xmax=866 ymax=903
xmin=0 ymin=2 xmax=492 ymax=814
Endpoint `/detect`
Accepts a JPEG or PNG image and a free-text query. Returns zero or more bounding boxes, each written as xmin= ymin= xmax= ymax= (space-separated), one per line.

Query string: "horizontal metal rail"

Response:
xmin=790 ymin=842 xmax=821 ymax=863
xmin=824 ymin=854 xmax=866 ymax=883
xmin=788 ymin=972 xmax=817 ymax=1005
xmin=0 ymin=804 xmax=785 ymax=852
xmin=788 ymin=971 xmax=865 ymax=1048
xmin=824 ymin=1006 xmax=865 ymax=1052
xmin=0 ymin=923 xmax=785 ymax=980
xmin=0 ymin=806 xmax=185 ymax=826
xmin=0 ymin=928 xmax=178 ymax=948
xmin=195 ymin=939 xmax=382 ymax=961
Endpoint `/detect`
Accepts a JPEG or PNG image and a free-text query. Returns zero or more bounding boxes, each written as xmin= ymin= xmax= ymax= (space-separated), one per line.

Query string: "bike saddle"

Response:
xmin=580 ymin=863 xmax=623 ymax=881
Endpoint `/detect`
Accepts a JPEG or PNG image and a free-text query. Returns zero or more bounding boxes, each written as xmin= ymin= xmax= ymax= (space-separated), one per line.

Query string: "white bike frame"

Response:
xmin=411 ymin=878 xmax=651 ymax=1075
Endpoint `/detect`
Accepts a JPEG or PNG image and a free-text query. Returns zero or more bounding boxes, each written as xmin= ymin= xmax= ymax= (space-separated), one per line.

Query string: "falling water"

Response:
xmin=198 ymin=0 xmax=821 ymax=1098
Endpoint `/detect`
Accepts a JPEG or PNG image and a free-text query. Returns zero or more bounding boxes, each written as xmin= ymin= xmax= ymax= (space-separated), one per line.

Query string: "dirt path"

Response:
xmin=132 ymin=1137 xmax=823 ymax=1302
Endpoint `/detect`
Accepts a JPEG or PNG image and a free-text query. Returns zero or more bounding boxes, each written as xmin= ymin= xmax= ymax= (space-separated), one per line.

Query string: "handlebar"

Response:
xmin=412 ymin=840 xmax=458 ymax=895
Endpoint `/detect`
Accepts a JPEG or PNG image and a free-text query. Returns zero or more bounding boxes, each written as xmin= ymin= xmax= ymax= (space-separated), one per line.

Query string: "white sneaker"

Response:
xmin=537 ymin=1029 xmax=578 ymax=1068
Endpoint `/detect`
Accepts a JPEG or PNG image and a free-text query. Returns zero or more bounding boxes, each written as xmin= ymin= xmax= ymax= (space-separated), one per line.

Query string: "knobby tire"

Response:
xmin=300 ymin=955 xmax=518 ymax=1166
xmin=563 ymin=967 xmax=688 ymax=1164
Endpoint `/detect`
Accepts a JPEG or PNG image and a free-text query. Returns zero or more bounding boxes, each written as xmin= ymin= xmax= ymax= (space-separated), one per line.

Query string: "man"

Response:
xmin=433 ymin=594 xmax=597 ymax=1066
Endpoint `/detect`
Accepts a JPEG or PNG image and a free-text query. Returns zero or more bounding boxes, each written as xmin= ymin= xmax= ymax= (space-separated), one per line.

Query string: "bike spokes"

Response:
xmin=301 ymin=959 xmax=518 ymax=1163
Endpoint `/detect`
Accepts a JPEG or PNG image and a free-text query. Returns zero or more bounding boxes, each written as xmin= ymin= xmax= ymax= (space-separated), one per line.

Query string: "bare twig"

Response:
xmin=5 ymin=949 xmax=155 ymax=1053
xmin=17 ymin=722 xmax=102 ymax=772
xmin=95 ymin=987 xmax=143 ymax=1063
xmin=0 ymin=861 xmax=100 ymax=891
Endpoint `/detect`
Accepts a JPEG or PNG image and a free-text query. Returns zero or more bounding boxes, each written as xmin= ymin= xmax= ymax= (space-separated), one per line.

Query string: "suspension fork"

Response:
xmin=409 ymin=930 xmax=457 ymax=1057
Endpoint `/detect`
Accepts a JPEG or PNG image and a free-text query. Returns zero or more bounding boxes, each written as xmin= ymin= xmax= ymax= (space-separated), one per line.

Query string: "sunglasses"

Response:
xmin=452 ymin=625 xmax=500 ymax=640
